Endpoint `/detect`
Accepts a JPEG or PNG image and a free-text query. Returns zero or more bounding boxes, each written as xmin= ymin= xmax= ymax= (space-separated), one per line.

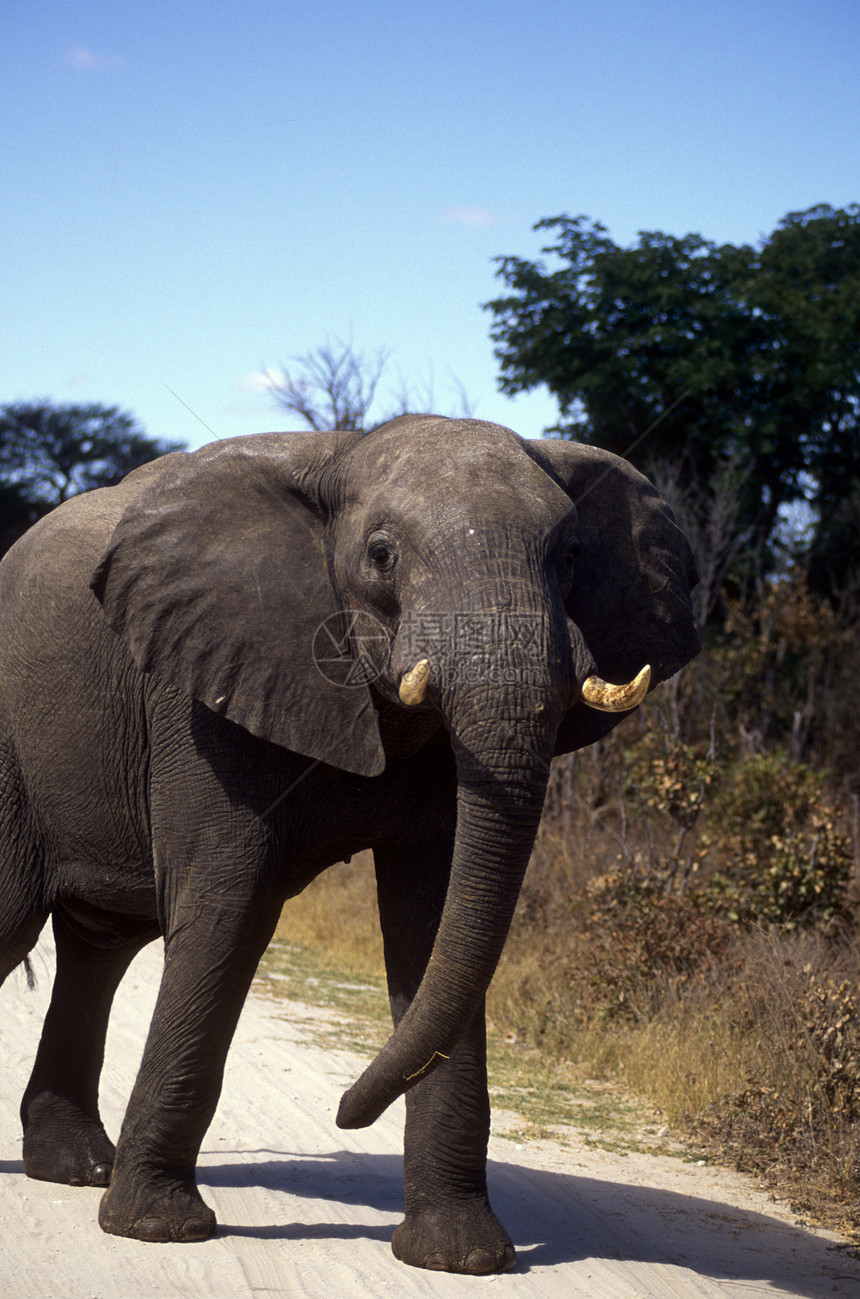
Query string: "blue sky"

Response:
xmin=3 ymin=1 xmax=858 ymax=450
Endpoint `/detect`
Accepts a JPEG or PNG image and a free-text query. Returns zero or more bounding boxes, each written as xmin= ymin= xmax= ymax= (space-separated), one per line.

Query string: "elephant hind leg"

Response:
xmin=21 ymin=907 xmax=157 ymax=1188
xmin=0 ymin=742 xmax=49 ymax=987
xmin=0 ymin=870 xmax=48 ymax=1051
xmin=0 ymin=896 xmax=48 ymax=988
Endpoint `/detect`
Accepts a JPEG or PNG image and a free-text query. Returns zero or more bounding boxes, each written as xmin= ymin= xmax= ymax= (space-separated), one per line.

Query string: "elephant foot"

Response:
xmin=98 ymin=1172 xmax=216 ymax=1243
xmin=392 ymin=1200 xmax=516 ymax=1274
xmin=22 ymin=1094 xmax=115 ymax=1188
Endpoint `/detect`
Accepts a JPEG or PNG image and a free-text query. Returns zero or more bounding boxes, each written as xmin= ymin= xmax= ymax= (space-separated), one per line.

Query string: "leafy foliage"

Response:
xmin=713 ymin=570 xmax=850 ymax=758
xmin=743 ymin=815 xmax=851 ymax=927
xmin=627 ymin=733 xmax=715 ymax=834
xmin=0 ymin=481 xmax=39 ymax=556
xmin=0 ymin=401 xmax=183 ymax=555
xmin=577 ymin=869 xmax=735 ymax=1023
xmin=486 ymin=203 xmax=860 ymax=583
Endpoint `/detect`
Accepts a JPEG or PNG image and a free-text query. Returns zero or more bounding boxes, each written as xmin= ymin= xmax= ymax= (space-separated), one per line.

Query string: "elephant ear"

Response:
xmin=525 ymin=438 xmax=700 ymax=753
xmin=91 ymin=432 xmax=386 ymax=777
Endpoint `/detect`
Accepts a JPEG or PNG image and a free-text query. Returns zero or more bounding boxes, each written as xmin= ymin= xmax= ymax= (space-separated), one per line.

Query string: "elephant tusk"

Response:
xmin=581 ymin=664 xmax=651 ymax=712
xmin=399 ymin=659 xmax=431 ymax=706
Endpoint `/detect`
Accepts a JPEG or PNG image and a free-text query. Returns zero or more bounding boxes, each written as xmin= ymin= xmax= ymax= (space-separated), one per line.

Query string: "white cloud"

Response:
xmin=436 ymin=206 xmax=498 ymax=228
xmin=64 ymin=45 xmax=125 ymax=72
xmin=237 ymin=370 xmax=281 ymax=395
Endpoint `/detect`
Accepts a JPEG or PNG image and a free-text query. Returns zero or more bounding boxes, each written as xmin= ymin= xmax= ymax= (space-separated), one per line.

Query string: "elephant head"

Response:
xmin=92 ymin=416 xmax=698 ymax=1127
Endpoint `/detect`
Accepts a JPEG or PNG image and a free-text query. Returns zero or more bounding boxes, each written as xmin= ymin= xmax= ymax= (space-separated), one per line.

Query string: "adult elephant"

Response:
xmin=0 ymin=416 xmax=698 ymax=1274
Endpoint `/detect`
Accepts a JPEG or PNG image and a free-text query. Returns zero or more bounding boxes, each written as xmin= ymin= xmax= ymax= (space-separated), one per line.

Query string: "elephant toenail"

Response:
xmin=465 ymin=1248 xmax=496 ymax=1274
xmin=90 ymin=1163 xmax=112 ymax=1186
xmin=181 ymin=1217 xmax=213 ymax=1242
xmin=137 ymin=1217 xmax=170 ymax=1242
xmin=425 ymin=1253 xmax=449 ymax=1271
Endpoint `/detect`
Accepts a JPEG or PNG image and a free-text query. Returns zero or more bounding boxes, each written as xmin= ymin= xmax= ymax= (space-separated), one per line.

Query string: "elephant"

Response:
xmin=0 ymin=415 xmax=698 ymax=1274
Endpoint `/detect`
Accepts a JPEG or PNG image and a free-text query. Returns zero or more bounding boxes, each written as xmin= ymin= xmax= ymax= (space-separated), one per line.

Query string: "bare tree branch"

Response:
xmin=264 ymin=341 xmax=475 ymax=433
xmin=265 ymin=340 xmax=391 ymax=432
xmin=647 ymin=458 xmax=753 ymax=629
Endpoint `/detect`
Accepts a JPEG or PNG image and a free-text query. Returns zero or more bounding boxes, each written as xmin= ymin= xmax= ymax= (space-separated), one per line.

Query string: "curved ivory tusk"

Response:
xmin=399 ymin=659 xmax=431 ymax=706
xmin=581 ymin=664 xmax=651 ymax=713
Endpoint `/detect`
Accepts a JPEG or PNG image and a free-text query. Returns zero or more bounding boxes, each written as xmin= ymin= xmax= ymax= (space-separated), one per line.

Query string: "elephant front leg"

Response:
xmin=375 ymin=844 xmax=515 ymax=1275
xmin=98 ymin=900 xmax=280 ymax=1243
xmin=394 ymin=1011 xmax=515 ymax=1274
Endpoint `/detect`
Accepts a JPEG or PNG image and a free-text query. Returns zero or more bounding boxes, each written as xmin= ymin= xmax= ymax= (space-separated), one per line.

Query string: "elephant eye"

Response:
xmin=367 ymin=533 xmax=397 ymax=574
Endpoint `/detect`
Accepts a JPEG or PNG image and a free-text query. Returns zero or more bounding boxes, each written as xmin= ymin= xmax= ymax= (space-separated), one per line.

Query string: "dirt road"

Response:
xmin=2 ymin=936 xmax=859 ymax=1298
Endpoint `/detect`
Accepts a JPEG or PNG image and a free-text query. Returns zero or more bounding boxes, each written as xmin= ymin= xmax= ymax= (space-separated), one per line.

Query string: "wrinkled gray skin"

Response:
xmin=0 ymin=417 xmax=698 ymax=1274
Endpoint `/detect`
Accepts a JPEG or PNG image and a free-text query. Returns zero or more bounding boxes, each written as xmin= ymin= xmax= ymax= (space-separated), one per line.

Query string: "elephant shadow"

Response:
xmin=199 ymin=1150 xmax=860 ymax=1292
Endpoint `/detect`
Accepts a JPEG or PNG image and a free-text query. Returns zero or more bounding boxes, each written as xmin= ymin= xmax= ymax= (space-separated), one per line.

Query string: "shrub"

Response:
xmin=698 ymin=755 xmax=853 ymax=930
xmin=574 ymin=867 xmax=735 ymax=1023
xmin=693 ymin=933 xmax=860 ymax=1226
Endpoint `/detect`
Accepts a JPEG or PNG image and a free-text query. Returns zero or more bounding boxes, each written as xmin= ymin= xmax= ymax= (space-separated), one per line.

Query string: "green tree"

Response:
xmin=0 ymin=481 xmax=38 ymax=556
xmin=754 ymin=206 xmax=860 ymax=593
xmin=486 ymin=204 xmax=860 ymax=583
xmin=0 ymin=402 xmax=184 ymax=555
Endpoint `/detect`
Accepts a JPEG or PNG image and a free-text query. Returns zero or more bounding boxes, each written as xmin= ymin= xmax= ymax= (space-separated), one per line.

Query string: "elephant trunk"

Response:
xmin=337 ymin=584 xmax=651 ymax=1130
xmin=337 ymin=688 xmax=555 ymax=1130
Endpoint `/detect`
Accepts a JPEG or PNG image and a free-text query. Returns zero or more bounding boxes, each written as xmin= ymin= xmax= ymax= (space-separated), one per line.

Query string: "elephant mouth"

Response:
xmin=398 ymin=658 xmax=652 ymax=713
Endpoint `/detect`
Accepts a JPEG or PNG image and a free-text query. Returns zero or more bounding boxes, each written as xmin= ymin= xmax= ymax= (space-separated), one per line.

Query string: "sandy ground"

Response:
xmin=2 ymin=938 xmax=860 ymax=1298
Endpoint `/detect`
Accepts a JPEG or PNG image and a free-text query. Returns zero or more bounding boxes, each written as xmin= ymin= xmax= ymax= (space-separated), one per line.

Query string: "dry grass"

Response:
xmin=684 ymin=930 xmax=860 ymax=1232
xmin=274 ymin=853 xmax=385 ymax=979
